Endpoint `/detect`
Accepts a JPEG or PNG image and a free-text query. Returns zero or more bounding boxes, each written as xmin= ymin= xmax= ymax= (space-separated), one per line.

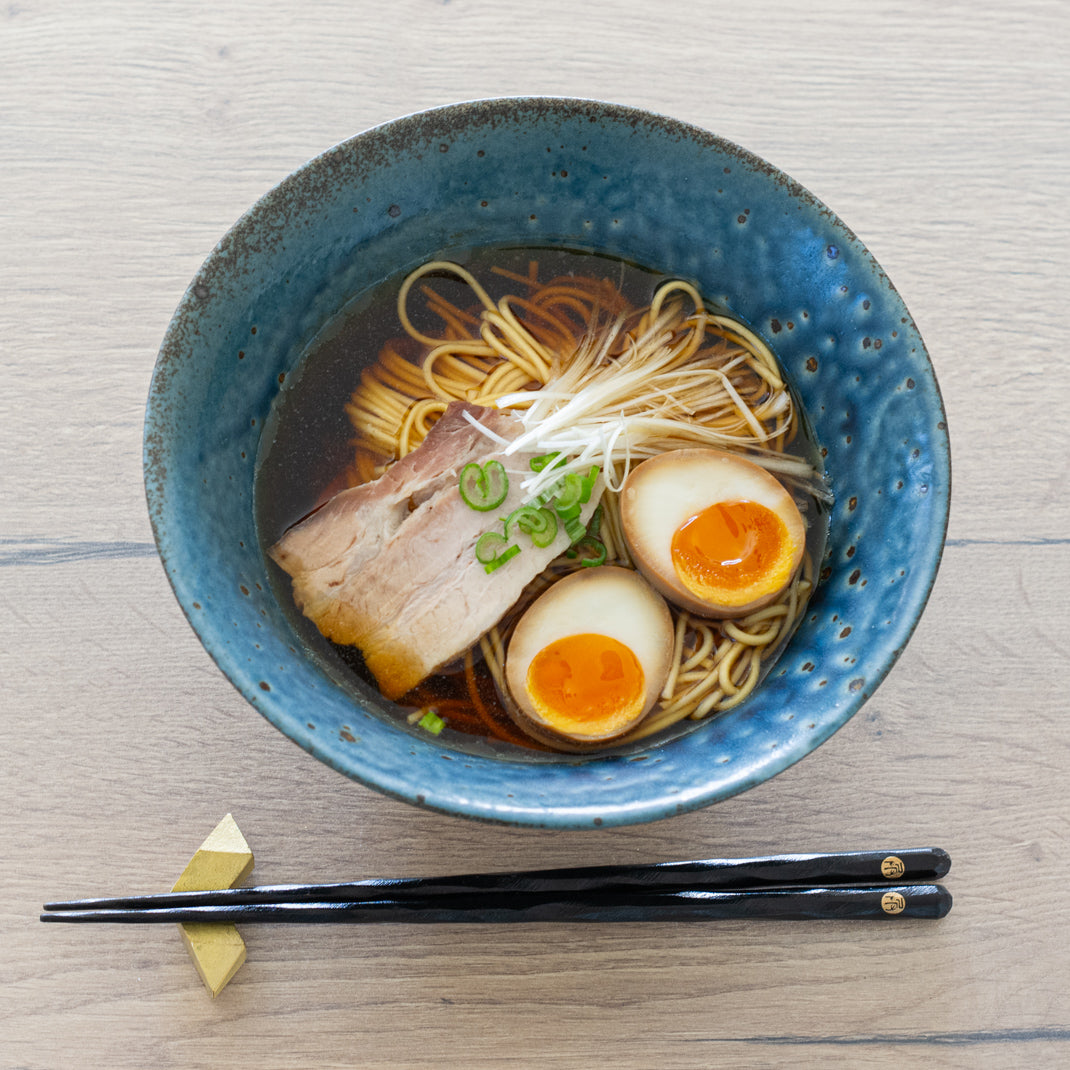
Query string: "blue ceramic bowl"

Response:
xmin=144 ymin=98 xmax=949 ymax=828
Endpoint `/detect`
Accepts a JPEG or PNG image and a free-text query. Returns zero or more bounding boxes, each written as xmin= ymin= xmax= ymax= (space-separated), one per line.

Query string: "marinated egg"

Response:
xmin=620 ymin=449 xmax=806 ymax=619
xmin=504 ymin=566 xmax=674 ymax=749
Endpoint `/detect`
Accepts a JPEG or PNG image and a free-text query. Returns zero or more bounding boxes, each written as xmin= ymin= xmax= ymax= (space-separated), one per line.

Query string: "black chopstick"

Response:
xmin=39 ymin=884 xmax=951 ymax=924
xmin=42 ymin=847 xmax=949 ymax=913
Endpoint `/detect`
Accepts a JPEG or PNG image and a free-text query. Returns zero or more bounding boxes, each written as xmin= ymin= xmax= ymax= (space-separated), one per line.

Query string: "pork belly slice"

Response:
xmin=268 ymin=402 xmax=501 ymax=608
xmin=269 ymin=402 xmax=603 ymax=700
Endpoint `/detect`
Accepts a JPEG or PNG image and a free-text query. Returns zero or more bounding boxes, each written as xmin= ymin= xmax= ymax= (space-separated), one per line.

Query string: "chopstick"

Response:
xmin=40 ymin=884 xmax=952 ymax=924
xmin=42 ymin=847 xmax=949 ymax=913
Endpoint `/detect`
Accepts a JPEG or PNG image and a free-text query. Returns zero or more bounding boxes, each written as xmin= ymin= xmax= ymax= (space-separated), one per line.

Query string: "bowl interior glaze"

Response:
xmin=144 ymin=98 xmax=949 ymax=828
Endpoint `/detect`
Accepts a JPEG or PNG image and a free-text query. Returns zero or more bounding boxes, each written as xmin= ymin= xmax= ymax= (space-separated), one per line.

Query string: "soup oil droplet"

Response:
xmin=526 ymin=633 xmax=645 ymax=730
xmin=671 ymin=499 xmax=790 ymax=596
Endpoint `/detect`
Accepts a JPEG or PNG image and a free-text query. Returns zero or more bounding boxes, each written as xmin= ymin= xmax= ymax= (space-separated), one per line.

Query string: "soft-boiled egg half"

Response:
xmin=504 ymin=566 xmax=674 ymax=749
xmin=621 ymin=449 xmax=806 ymax=619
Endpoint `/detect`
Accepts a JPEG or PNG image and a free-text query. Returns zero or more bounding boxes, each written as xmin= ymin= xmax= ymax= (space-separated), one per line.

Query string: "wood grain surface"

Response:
xmin=3 ymin=1 xmax=1069 ymax=1067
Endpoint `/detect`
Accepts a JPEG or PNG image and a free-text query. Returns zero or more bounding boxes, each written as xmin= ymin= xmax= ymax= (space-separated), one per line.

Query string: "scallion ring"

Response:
xmin=417 ymin=709 xmax=446 ymax=735
xmin=553 ymin=472 xmax=584 ymax=512
xmin=474 ymin=531 xmax=521 ymax=574
xmin=504 ymin=505 xmax=558 ymax=548
xmin=529 ymin=452 xmax=563 ymax=474
xmin=564 ymin=514 xmax=587 ymax=544
xmin=483 ymin=544 xmax=521 ymax=574
xmin=555 ymin=500 xmax=582 ymax=523
xmin=579 ymin=465 xmax=600 ymax=504
xmin=459 ymin=460 xmax=509 ymax=511
xmin=475 ymin=530 xmax=511 ymax=563
xmin=573 ymin=535 xmax=607 ymax=567
xmin=586 ymin=501 xmax=604 ymax=538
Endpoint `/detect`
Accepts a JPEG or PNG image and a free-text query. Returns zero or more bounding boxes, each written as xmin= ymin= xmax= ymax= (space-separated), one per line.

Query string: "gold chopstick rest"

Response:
xmin=170 ymin=814 xmax=254 ymax=997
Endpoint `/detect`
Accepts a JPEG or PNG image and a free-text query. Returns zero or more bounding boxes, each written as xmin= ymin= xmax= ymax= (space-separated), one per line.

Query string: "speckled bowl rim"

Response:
xmin=145 ymin=97 xmax=950 ymax=828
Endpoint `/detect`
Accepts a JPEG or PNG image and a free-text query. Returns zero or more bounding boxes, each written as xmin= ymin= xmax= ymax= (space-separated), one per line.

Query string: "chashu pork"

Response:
xmin=269 ymin=402 xmax=602 ymax=700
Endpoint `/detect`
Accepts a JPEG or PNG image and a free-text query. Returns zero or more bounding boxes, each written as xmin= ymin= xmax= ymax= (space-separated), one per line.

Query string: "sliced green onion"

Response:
xmin=529 ymin=452 xmax=563 ymax=473
xmin=555 ymin=500 xmax=582 ymax=523
xmin=553 ymin=472 xmax=584 ymax=512
xmin=417 ymin=709 xmax=446 ymax=735
xmin=532 ymin=489 xmax=556 ymax=508
xmin=579 ymin=465 xmax=600 ymax=504
xmin=505 ymin=505 xmax=558 ymax=548
xmin=483 ymin=543 xmax=521 ymax=574
xmin=475 ymin=530 xmax=510 ymax=564
xmin=586 ymin=502 xmax=604 ymax=538
xmin=459 ymin=460 xmax=509 ymax=511
xmin=564 ymin=514 xmax=587 ymax=544
xmin=573 ymin=535 xmax=607 ymax=567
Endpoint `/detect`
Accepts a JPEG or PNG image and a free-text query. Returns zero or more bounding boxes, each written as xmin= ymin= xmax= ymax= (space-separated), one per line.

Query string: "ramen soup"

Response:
xmin=256 ymin=246 xmax=830 ymax=753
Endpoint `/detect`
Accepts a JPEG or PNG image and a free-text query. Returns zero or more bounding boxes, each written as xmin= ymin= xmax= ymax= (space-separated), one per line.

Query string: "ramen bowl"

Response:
xmin=144 ymin=97 xmax=949 ymax=828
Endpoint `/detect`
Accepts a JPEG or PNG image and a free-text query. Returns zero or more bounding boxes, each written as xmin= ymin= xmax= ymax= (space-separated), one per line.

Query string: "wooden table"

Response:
xmin=4 ymin=2 xmax=1068 ymax=1066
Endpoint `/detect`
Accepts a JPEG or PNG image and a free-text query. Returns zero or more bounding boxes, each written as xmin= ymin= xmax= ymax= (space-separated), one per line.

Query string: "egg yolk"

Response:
xmin=671 ymin=499 xmax=793 ymax=606
xmin=525 ymin=633 xmax=645 ymax=734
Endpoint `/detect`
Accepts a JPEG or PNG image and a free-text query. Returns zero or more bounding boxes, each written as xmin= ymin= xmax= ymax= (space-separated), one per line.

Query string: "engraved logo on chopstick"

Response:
xmin=880 ymin=855 xmax=905 ymax=879
xmin=881 ymin=892 xmax=906 ymax=915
